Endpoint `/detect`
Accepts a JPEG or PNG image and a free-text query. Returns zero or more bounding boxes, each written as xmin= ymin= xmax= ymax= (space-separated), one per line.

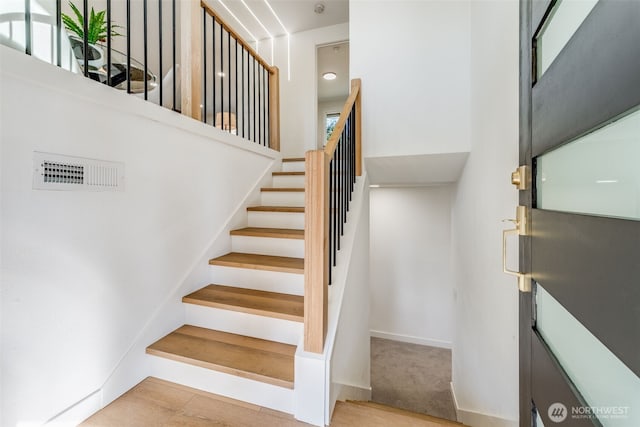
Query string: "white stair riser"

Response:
xmin=273 ymin=175 xmax=305 ymax=188
xmin=232 ymin=235 xmax=304 ymax=258
xmin=185 ymin=304 xmax=302 ymax=345
xmin=209 ymin=265 xmax=304 ymax=295
xmin=282 ymin=161 xmax=305 ymax=172
xmin=148 ymin=355 xmax=294 ymax=414
xmin=248 ymin=211 xmax=304 ymax=229
xmin=261 ymin=191 xmax=305 ymax=207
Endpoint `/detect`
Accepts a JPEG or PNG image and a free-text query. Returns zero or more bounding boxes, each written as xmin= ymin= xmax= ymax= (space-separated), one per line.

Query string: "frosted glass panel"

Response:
xmin=536 ymin=108 xmax=640 ymax=220
xmin=536 ymin=0 xmax=598 ymax=78
xmin=536 ymin=285 xmax=640 ymax=427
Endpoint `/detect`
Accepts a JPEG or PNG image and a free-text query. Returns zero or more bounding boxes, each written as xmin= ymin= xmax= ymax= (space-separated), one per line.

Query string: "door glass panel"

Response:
xmin=536 ymin=285 xmax=640 ymax=427
xmin=536 ymin=107 xmax=640 ymax=220
xmin=535 ymin=0 xmax=598 ymax=78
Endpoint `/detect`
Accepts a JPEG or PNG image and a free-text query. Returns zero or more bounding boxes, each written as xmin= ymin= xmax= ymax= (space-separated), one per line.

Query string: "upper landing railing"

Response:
xmin=304 ymin=78 xmax=362 ymax=354
xmin=2 ymin=0 xmax=279 ymax=150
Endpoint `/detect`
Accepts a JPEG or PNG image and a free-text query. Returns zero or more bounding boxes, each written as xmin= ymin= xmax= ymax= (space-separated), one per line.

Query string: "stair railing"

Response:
xmin=183 ymin=0 xmax=280 ymax=150
xmin=3 ymin=0 xmax=279 ymax=151
xmin=304 ymin=78 xmax=362 ymax=354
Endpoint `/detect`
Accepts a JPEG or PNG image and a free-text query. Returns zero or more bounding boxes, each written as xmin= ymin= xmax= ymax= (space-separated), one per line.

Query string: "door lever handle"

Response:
xmin=501 ymin=206 xmax=530 ymax=292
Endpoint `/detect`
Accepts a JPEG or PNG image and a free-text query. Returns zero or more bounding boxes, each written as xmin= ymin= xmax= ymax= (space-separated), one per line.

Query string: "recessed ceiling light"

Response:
xmin=323 ymin=72 xmax=337 ymax=80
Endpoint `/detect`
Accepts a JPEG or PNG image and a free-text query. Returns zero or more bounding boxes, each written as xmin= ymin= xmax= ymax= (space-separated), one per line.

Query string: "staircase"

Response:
xmin=146 ymin=157 xmax=306 ymax=414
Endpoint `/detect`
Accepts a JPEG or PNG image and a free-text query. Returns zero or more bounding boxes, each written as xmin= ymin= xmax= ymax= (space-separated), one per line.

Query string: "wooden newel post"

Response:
xmin=304 ymin=150 xmax=329 ymax=353
xmin=353 ymin=79 xmax=362 ymax=176
xmin=181 ymin=0 xmax=202 ymax=121
xmin=269 ymin=67 xmax=281 ymax=151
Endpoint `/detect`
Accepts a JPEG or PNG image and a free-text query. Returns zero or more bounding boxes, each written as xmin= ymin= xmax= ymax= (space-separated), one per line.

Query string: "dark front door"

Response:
xmin=518 ymin=1 xmax=640 ymax=426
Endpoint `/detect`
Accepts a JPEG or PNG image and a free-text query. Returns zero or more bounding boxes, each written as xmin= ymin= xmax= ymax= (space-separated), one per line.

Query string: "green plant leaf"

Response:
xmin=61 ymin=13 xmax=83 ymax=39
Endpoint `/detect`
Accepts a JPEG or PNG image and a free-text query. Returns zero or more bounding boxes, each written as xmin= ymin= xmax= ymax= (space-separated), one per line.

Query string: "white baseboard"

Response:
xmin=450 ymin=382 xmax=518 ymax=427
xmin=370 ymin=330 xmax=452 ymax=349
xmin=336 ymin=382 xmax=372 ymax=402
xmin=44 ymin=389 xmax=102 ymax=427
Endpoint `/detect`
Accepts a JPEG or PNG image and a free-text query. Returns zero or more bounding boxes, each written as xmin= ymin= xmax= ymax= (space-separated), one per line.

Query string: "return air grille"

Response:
xmin=33 ymin=152 xmax=125 ymax=191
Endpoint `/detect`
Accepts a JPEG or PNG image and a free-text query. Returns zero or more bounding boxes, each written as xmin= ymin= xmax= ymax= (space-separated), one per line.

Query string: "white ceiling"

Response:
xmin=207 ymin=0 xmax=349 ymax=42
xmin=366 ymin=153 xmax=470 ymax=186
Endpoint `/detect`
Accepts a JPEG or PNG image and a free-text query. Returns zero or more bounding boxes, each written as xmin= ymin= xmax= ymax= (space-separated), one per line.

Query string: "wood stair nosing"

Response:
xmin=346 ymin=401 xmax=467 ymax=426
xmin=209 ymin=252 xmax=304 ymax=274
xmin=282 ymin=158 xmax=305 ymax=162
xmin=272 ymin=171 xmax=305 ymax=176
xmin=247 ymin=206 xmax=304 ymax=213
xmin=183 ymin=284 xmax=304 ymax=322
xmin=260 ymin=187 xmax=305 ymax=192
xmin=230 ymin=227 xmax=304 ymax=240
xmin=146 ymin=325 xmax=295 ymax=389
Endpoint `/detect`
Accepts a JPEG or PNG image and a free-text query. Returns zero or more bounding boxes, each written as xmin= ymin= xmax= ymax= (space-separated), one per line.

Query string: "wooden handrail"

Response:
xmin=304 ymin=78 xmax=362 ymax=354
xmin=325 ymin=79 xmax=361 ymax=161
xmin=201 ymin=0 xmax=275 ymax=74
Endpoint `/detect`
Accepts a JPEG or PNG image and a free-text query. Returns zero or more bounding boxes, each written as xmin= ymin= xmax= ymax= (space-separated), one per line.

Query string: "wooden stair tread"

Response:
xmin=247 ymin=206 xmax=304 ymax=213
xmin=282 ymin=157 xmax=305 ymax=162
xmin=183 ymin=284 xmax=304 ymax=322
xmin=209 ymin=252 xmax=304 ymax=274
xmin=230 ymin=227 xmax=304 ymax=240
xmin=345 ymin=401 xmax=466 ymax=426
xmin=146 ymin=325 xmax=295 ymax=388
xmin=260 ymin=187 xmax=305 ymax=192
xmin=272 ymin=171 xmax=305 ymax=176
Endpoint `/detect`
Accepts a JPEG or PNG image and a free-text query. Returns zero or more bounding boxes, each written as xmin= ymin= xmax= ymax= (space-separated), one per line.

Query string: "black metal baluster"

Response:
xmin=241 ymin=47 xmax=245 ymax=138
xmin=235 ymin=38 xmax=238 ymax=135
xmin=158 ymin=0 xmax=163 ymax=105
xmin=212 ymin=16 xmax=216 ymax=124
xmin=172 ymin=0 xmax=176 ymax=110
xmin=253 ymin=58 xmax=256 ymax=142
xmin=25 ymin=0 xmax=32 ymax=56
xmin=126 ymin=0 xmax=131 ymax=93
xmin=56 ymin=0 xmax=61 ymax=66
xmin=83 ymin=0 xmax=88 ymax=77
xmin=227 ymin=29 xmax=231 ymax=133
xmin=262 ymin=66 xmax=266 ymax=146
xmin=106 ymin=0 xmax=112 ymax=85
xmin=220 ymin=27 xmax=224 ymax=130
xmin=143 ymin=0 xmax=148 ymax=100
xmin=258 ymin=64 xmax=262 ymax=145
xmin=202 ymin=8 xmax=207 ymax=122
xmin=329 ymin=157 xmax=334 ymax=284
xmin=333 ymin=150 xmax=340 ymax=256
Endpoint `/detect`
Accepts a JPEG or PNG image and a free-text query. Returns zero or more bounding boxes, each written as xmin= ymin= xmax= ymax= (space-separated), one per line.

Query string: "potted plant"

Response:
xmin=62 ymin=1 xmax=123 ymax=68
xmin=61 ymin=1 xmax=123 ymax=44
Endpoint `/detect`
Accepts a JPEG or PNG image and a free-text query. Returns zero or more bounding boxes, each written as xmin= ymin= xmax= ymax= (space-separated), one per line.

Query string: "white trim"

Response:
xmin=44 ymin=389 xmax=102 ymax=427
xmin=370 ymin=330 xmax=452 ymax=349
xmin=450 ymin=382 xmax=518 ymax=427
xmin=336 ymin=382 xmax=372 ymax=402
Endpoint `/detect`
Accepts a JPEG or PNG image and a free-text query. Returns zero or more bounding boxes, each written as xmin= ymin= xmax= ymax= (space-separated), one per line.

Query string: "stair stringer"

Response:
xmin=98 ymin=157 xmax=283 ymax=415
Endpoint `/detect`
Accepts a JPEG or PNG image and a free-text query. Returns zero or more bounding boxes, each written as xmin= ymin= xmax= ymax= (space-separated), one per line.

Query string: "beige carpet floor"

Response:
xmin=370 ymin=337 xmax=457 ymax=422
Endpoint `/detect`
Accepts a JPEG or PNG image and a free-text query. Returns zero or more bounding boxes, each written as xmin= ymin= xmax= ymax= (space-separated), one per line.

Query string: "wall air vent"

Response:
xmin=33 ymin=152 xmax=125 ymax=191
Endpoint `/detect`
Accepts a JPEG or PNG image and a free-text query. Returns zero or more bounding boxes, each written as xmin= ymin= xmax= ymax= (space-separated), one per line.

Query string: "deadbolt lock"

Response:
xmin=511 ymin=165 xmax=529 ymax=190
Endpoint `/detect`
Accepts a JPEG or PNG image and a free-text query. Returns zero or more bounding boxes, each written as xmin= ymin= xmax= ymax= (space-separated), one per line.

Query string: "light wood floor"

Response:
xmin=81 ymin=377 xmax=460 ymax=426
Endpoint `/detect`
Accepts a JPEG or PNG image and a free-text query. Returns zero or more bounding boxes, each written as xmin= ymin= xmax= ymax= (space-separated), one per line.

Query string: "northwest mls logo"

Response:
xmin=548 ymin=402 xmax=568 ymax=423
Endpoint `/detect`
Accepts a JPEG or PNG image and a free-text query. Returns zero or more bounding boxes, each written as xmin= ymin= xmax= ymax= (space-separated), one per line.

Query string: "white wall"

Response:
xmin=369 ymin=186 xmax=454 ymax=348
xmin=450 ymin=1 xmax=520 ymax=426
xmin=272 ymin=23 xmax=349 ymax=158
xmin=0 ymin=46 xmax=278 ymax=426
xmin=350 ymin=0 xmax=471 ymax=158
